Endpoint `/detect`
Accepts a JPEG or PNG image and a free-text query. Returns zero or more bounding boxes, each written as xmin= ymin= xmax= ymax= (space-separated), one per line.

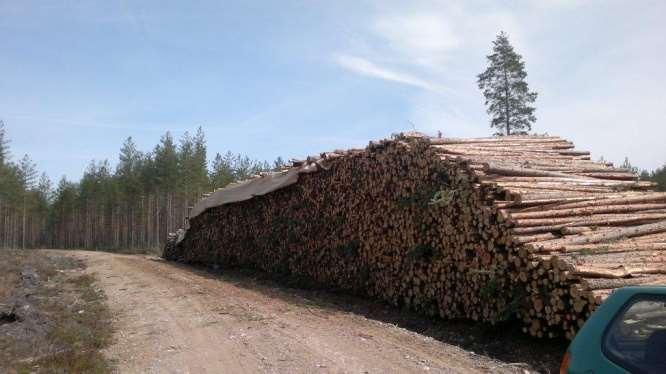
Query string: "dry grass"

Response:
xmin=0 ymin=271 xmax=19 ymax=299
xmin=0 ymin=250 xmax=113 ymax=374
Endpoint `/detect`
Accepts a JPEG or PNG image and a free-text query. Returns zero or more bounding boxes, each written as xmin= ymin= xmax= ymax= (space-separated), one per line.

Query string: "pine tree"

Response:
xmin=210 ymin=152 xmax=235 ymax=189
xmin=273 ymin=156 xmax=287 ymax=171
xmin=49 ymin=176 xmax=79 ymax=247
xmin=477 ymin=31 xmax=537 ymax=136
xmin=235 ymin=155 xmax=255 ymax=180
xmin=37 ymin=172 xmax=52 ymax=203
xmin=17 ymin=154 xmax=39 ymax=248
xmin=0 ymin=124 xmax=21 ymax=206
xmin=34 ymin=172 xmax=52 ymax=245
xmin=118 ymin=137 xmax=142 ymax=176
xmin=650 ymin=165 xmax=666 ymax=192
xmin=177 ymin=131 xmax=195 ymax=196
xmin=152 ymin=131 xmax=181 ymax=235
xmin=0 ymin=120 xmax=9 ymax=166
xmin=117 ymin=137 xmax=144 ymax=200
xmin=137 ymin=152 xmax=156 ymax=193
xmin=18 ymin=154 xmax=39 ymax=191
xmin=0 ymin=124 xmax=289 ymax=250
xmin=192 ymin=126 xmax=209 ymax=193
xmin=153 ymin=132 xmax=179 ymax=192
xmin=176 ymin=127 xmax=208 ymax=199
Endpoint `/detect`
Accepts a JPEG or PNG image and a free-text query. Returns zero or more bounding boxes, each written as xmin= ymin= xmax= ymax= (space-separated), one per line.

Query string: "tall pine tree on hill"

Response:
xmin=477 ymin=32 xmax=537 ymax=136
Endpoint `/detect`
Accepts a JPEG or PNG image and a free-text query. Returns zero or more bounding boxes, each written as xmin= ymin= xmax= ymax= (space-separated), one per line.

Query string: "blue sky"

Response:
xmin=1 ymin=0 xmax=665 ymax=182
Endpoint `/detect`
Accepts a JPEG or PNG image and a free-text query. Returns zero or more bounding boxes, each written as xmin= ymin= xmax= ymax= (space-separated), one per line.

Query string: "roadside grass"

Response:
xmin=0 ymin=250 xmax=113 ymax=374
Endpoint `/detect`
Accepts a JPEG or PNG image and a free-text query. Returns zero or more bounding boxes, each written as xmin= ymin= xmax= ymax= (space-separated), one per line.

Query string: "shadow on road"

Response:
xmin=152 ymin=257 xmax=566 ymax=373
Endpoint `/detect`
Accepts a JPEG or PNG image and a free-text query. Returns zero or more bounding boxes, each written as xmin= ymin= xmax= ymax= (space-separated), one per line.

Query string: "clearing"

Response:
xmin=0 ymin=250 xmax=112 ymax=373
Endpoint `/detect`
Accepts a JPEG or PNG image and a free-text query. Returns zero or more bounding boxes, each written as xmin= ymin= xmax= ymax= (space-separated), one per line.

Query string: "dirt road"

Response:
xmin=53 ymin=250 xmax=545 ymax=374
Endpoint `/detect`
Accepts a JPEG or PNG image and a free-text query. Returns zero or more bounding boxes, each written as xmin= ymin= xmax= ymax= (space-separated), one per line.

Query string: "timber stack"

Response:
xmin=165 ymin=133 xmax=666 ymax=339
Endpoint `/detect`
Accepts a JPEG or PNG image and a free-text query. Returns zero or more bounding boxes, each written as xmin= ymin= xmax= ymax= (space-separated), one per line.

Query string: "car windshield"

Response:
xmin=603 ymin=295 xmax=666 ymax=374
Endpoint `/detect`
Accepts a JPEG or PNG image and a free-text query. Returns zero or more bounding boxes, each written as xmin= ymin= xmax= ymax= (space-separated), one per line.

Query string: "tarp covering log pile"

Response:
xmin=164 ymin=134 xmax=666 ymax=339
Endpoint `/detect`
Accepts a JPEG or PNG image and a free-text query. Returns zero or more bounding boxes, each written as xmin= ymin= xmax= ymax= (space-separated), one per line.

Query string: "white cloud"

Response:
xmin=373 ymin=12 xmax=460 ymax=68
xmin=334 ymin=1 xmax=666 ymax=169
xmin=528 ymin=0 xmax=583 ymax=10
xmin=335 ymin=54 xmax=438 ymax=91
xmin=365 ymin=2 xmax=524 ymax=69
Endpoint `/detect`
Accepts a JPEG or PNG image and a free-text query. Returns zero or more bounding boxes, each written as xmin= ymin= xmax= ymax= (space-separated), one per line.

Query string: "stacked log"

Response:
xmin=165 ymin=133 xmax=666 ymax=339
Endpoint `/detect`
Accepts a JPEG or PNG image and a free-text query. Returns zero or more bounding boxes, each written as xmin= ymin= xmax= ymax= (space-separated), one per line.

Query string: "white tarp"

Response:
xmin=188 ymin=162 xmax=323 ymax=220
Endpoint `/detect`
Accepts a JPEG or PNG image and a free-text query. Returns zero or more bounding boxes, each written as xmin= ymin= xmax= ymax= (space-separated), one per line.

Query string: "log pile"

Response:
xmin=165 ymin=133 xmax=666 ymax=339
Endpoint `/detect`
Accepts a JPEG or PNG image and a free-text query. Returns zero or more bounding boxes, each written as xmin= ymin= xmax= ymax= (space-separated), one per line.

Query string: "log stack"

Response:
xmin=165 ymin=133 xmax=666 ymax=339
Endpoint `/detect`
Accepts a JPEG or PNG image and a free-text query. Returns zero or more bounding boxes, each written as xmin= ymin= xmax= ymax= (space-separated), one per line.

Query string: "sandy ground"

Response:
xmin=52 ymin=250 xmax=533 ymax=374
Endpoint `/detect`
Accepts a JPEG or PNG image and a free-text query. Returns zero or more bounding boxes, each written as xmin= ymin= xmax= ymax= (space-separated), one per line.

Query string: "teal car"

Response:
xmin=562 ymin=286 xmax=666 ymax=374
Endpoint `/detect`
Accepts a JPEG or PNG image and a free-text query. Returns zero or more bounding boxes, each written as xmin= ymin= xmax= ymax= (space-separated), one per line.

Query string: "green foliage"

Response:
xmin=0 ymin=162 xmax=23 ymax=204
xmin=429 ymin=189 xmax=455 ymax=206
xmin=18 ymin=154 xmax=38 ymax=190
xmin=477 ymin=31 xmax=537 ymax=136
xmin=637 ymin=162 xmax=666 ymax=191
xmin=234 ymin=154 xmax=268 ymax=180
xmin=37 ymin=172 xmax=52 ymax=203
xmin=649 ymin=164 xmax=666 ymax=191
xmin=116 ymin=137 xmax=144 ymax=200
xmin=273 ymin=156 xmax=287 ymax=171
xmin=210 ymin=151 xmax=236 ymax=189
xmin=176 ymin=127 xmax=209 ymax=199
xmin=153 ymin=132 xmax=179 ymax=193
xmin=51 ymin=177 xmax=79 ymax=215
xmin=397 ymin=186 xmax=439 ymax=208
xmin=0 ymin=121 xmax=287 ymax=249
xmin=0 ymin=120 xmax=9 ymax=166
xmin=191 ymin=127 xmax=209 ymax=191
xmin=210 ymin=151 xmax=275 ymax=189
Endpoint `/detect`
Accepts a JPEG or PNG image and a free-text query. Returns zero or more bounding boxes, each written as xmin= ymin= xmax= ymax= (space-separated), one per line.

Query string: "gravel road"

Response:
xmin=53 ymin=250 xmax=558 ymax=374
